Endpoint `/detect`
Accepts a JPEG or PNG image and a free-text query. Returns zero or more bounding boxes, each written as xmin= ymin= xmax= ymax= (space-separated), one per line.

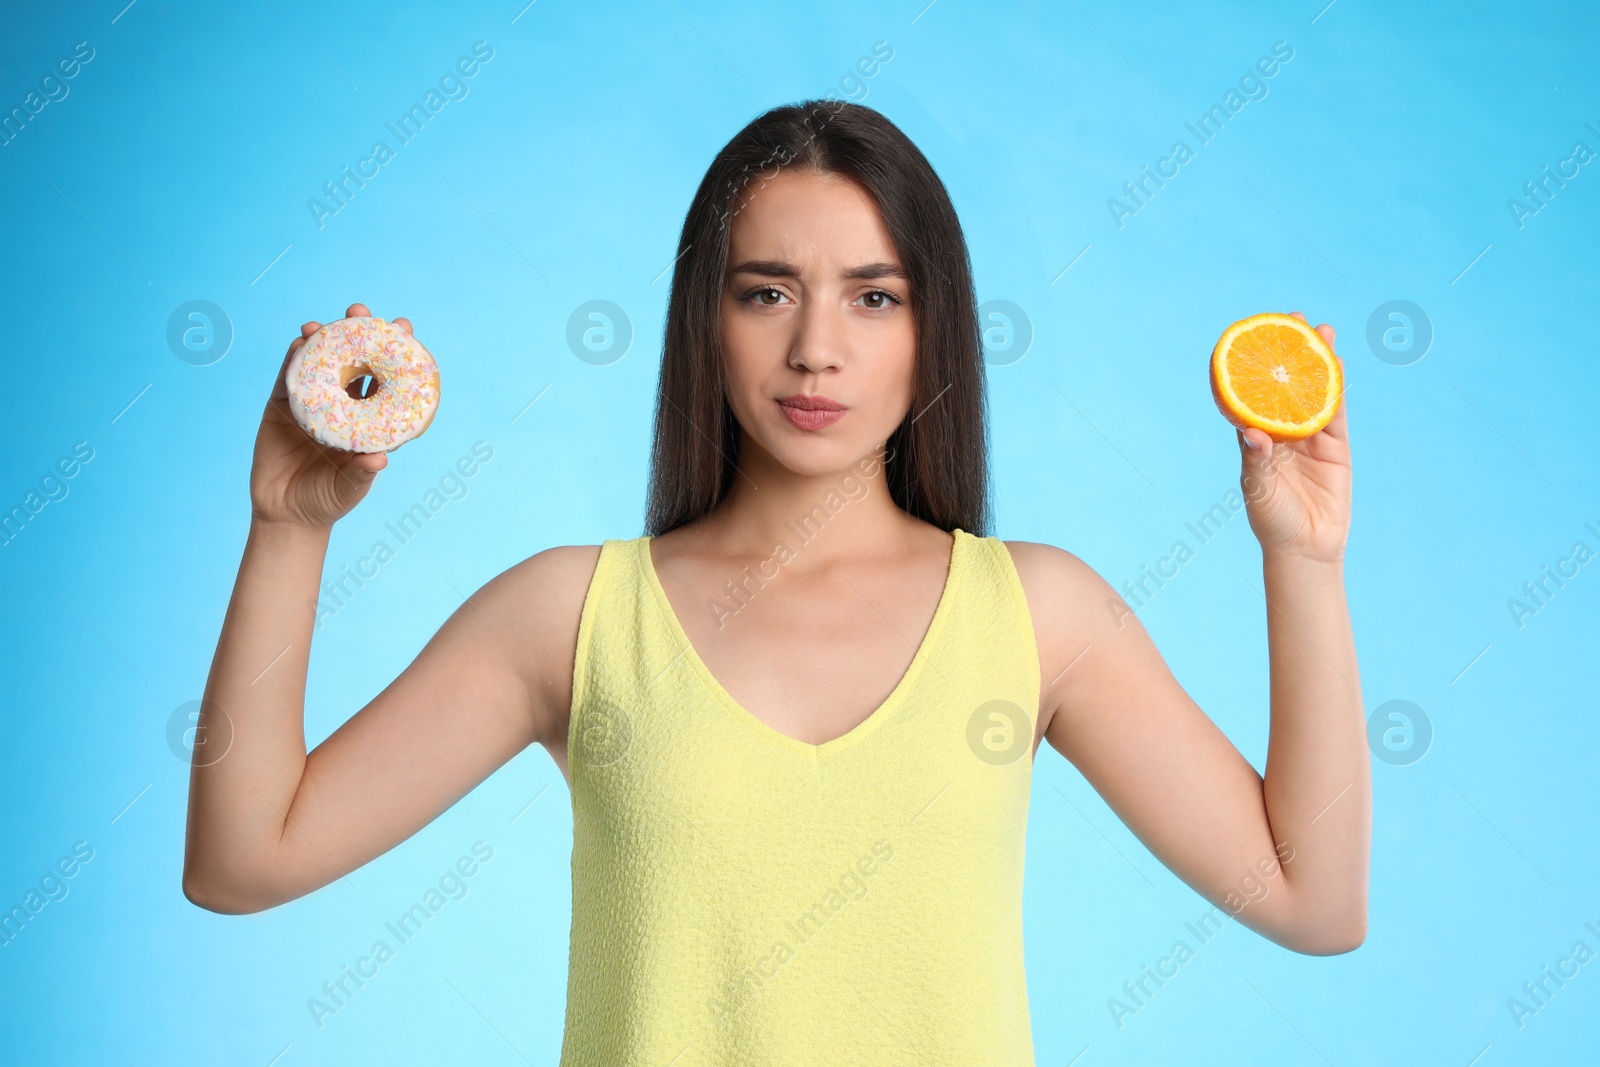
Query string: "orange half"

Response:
xmin=1210 ymin=313 xmax=1342 ymax=442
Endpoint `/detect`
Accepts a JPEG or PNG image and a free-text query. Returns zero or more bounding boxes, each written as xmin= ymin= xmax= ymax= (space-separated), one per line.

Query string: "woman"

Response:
xmin=183 ymin=100 xmax=1369 ymax=1064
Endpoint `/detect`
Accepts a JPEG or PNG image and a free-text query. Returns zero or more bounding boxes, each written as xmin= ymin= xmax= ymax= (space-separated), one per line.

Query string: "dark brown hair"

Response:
xmin=644 ymin=99 xmax=990 ymax=537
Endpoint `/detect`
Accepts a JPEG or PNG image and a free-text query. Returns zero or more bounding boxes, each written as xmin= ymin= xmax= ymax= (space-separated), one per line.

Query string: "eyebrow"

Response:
xmin=727 ymin=259 xmax=907 ymax=281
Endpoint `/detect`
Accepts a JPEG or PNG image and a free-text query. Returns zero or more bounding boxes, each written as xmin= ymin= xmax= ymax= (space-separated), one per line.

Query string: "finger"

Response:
xmin=348 ymin=303 xmax=370 ymax=319
xmin=274 ymin=321 xmax=321 ymax=401
xmin=1238 ymin=426 xmax=1275 ymax=461
xmin=1322 ymin=393 xmax=1349 ymax=442
xmin=1237 ymin=427 xmax=1279 ymax=502
xmin=334 ymin=449 xmax=388 ymax=491
xmin=1289 ymin=310 xmax=1307 ymax=322
xmin=1320 ymin=360 xmax=1350 ymax=442
xmin=270 ymin=334 xmax=311 ymax=401
xmin=393 ymin=316 xmax=413 ymax=334
xmin=1315 ymin=322 xmax=1336 ymax=348
xmin=353 ymin=451 xmax=388 ymax=475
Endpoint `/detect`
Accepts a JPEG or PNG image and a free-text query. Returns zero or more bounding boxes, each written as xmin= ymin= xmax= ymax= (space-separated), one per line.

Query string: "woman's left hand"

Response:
xmin=1236 ymin=311 xmax=1351 ymax=564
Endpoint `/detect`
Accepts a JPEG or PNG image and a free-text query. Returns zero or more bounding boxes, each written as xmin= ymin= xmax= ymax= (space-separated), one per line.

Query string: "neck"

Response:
xmin=693 ymin=436 xmax=914 ymax=567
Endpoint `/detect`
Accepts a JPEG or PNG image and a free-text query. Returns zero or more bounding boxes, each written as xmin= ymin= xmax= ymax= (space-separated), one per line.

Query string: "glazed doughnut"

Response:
xmin=285 ymin=316 xmax=440 ymax=452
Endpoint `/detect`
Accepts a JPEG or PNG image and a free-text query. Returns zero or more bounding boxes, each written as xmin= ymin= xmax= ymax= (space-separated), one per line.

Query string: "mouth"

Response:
xmin=776 ymin=394 xmax=846 ymax=430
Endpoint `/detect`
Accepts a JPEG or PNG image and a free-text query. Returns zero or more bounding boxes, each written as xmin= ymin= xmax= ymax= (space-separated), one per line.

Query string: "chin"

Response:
xmin=767 ymin=440 xmax=857 ymax=478
xmin=759 ymin=424 xmax=882 ymax=479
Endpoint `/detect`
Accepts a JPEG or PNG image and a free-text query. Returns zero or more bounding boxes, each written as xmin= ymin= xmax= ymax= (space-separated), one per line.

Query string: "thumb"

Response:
xmin=335 ymin=450 xmax=387 ymax=497
xmin=353 ymin=451 xmax=388 ymax=477
xmin=1237 ymin=428 xmax=1278 ymax=504
xmin=1238 ymin=426 xmax=1274 ymax=459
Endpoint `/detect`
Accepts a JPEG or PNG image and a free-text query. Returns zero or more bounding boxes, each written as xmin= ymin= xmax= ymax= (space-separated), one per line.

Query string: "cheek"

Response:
xmin=719 ymin=305 xmax=771 ymax=418
xmin=871 ymin=323 xmax=918 ymax=420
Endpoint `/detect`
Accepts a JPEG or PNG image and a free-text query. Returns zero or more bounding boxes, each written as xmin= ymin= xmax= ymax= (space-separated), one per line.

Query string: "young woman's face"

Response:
xmin=720 ymin=168 xmax=916 ymax=478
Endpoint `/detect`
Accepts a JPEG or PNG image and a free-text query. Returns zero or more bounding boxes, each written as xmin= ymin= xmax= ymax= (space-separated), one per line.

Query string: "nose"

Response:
xmin=787 ymin=297 xmax=847 ymax=374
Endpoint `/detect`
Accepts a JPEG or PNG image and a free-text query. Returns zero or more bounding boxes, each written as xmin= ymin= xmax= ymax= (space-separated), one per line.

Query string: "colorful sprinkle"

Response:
xmin=285 ymin=316 xmax=440 ymax=452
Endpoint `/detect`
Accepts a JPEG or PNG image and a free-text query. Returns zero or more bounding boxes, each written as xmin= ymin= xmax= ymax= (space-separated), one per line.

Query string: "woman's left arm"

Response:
xmin=1014 ymin=311 xmax=1368 ymax=955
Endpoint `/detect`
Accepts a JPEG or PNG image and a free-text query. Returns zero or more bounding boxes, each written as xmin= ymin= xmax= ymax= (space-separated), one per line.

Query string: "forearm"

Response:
xmin=1258 ymin=551 xmax=1370 ymax=952
xmin=183 ymin=517 xmax=328 ymax=908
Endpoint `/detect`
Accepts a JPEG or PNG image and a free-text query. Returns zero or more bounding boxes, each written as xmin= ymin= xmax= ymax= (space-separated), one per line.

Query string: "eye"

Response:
xmin=742 ymin=286 xmax=790 ymax=306
xmin=856 ymin=288 xmax=904 ymax=311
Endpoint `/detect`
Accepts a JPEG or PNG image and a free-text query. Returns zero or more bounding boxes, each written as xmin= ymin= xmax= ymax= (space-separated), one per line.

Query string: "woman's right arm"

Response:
xmin=182 ymin=304 xmax=595 ymax=914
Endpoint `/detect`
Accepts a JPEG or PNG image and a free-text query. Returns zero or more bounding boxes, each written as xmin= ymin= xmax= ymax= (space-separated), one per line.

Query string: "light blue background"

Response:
xmin=2 ymin=0 xmax=1596 ymax=1063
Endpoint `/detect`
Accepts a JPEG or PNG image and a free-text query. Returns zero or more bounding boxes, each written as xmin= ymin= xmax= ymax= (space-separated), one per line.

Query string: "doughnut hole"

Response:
xmin=341 ymin=362 xmax=382 ymax=400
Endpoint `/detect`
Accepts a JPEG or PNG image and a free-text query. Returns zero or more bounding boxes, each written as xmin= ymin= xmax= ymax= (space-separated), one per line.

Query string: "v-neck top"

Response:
xmin=560 ymin=527 xmax=1041 ymax=1066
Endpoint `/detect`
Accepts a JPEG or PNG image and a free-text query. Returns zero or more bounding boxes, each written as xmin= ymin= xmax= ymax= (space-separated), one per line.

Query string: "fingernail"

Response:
xmin=1242 ymin=435 xmax=1260 ymax=451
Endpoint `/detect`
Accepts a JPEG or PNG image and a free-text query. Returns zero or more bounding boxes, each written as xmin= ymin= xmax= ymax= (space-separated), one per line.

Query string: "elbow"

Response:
xmin=182 ymin=864 xmax=276 ymax=916
xmin=1284 ymin=913 xmax=1367 ymax=956
xmin=182 ymin=872 xmax=248 ymax=915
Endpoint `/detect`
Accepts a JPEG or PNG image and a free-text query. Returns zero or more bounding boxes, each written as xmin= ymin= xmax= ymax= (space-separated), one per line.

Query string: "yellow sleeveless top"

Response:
xmin=560 ymin=527 xmax=1040 ymax=1065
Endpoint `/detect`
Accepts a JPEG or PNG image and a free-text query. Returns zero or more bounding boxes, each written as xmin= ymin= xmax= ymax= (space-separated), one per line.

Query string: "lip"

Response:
xmin=777 ymin=394 xmax=846 ymax=411
xmin=776 ymin=394 xmax=846 ymax=430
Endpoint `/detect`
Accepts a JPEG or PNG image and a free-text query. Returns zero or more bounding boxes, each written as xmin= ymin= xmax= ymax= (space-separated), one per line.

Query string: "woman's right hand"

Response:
xmin=250 ymin=301 xmax=412 ymax=531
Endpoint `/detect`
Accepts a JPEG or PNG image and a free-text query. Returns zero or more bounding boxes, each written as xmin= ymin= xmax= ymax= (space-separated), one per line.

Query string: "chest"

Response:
xmin=658 ymin=557 xmax=947 ymax=747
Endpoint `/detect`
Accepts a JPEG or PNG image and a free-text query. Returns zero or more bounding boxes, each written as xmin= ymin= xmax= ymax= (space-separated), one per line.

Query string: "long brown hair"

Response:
xmin=644 ymin=99 xmax=990 ymax=537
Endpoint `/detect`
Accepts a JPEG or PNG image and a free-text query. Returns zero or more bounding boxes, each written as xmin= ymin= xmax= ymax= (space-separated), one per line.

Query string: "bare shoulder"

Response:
xmin=495 ymin=542 xmax=604 ymax=654
xmin=1000 ymin=539 xmax=1130 ymax=731
xmin=466 ymin=543 xmax=604 ymax=747
xmin=1001 ymin=539 xmax=1119 ymax=624
xmin=500 ymin=542 xmax=605 ymax=593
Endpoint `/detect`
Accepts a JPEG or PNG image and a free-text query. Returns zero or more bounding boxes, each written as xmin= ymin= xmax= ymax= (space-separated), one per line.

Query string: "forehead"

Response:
xmin=725 ymin=169 xmax=899 ymax=267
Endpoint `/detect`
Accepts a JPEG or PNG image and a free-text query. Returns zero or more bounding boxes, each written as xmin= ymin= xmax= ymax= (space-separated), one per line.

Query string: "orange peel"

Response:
xmin=1210 ymin=312 xmax=1342 ymax=442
